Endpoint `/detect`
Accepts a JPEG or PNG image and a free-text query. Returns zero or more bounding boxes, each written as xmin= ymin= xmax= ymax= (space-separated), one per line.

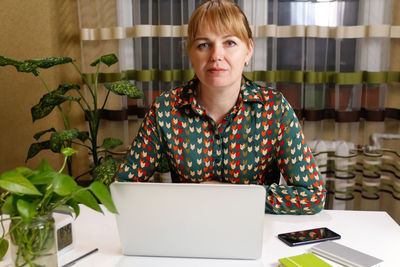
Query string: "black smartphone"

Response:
xmin=277 ymin=227 xmax=341 ymax=247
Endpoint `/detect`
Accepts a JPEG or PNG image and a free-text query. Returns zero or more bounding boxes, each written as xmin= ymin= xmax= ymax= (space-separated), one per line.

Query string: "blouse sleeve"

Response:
xmin=115 ymin=104 xmax=163 ymax=182
xmin=264 ymin=97 xmax=326 ymax=214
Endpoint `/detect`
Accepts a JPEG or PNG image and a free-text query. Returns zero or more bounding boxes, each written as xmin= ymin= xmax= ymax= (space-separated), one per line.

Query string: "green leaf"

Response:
xmin=61 ymin=147 xmax=78 ymax=157
xmin=0 ymin=238 xmax=9 ymax=260
xmin=32 ymin=95 xmax=69 ymax=121
xmin=36 ymin=159 xmax=54 ymax=172
xmin=49 ymin=129 xmax=79 ymax=153
xmin=100 ymin=138 xmax=123 ymax=150
xmin=29 ymin=171 xmax=57 ymax=185
xmin=33 ymin=128 xmax=56 ymax=140
xmin=55 ymin=94 xmax=81 ymax=103
xmin=26 ymin=57 xmax=73 ymax=69
xmin=31 ymin=84 xmax=80 ymax=122
xmin=104 ymin=80 xmax=144 ymax=99
xmin=77 ymin=131 xmax=89 ymax=142
xmin=66 ymin=199 xmax=80 ymax=217
xmin=17 ymin=199 xmax=37 ymax=224
xmin=156 ymin=155 xmax=170 ymax=173
xmin=92 ymin=157 xmax=120 ymax=186
xmin=53 ymin=205 xmax=75 ymax=214
xmin=89 ymin=181 xmax=118 ymax=214
xmin=0 ymin=56 xmax=38 ymax=75
xmin=90 ymin=54 xmax=118 ymax=67
xmin=0 ymin=171 xmax=42 ymax=195
xmin=15 ymin=167 xmax=35 ymax=178
xmin=1 ymin=195 xmax=16 ymax=215
xmin=51 ymin=173 xmax=78 ymax=196
xmin=0 ymin=55 xmax=22 ymax=67
xmin=26 ymin=140 xmax=51 ymax=161
xmin=16 ymin=61 xmax=39 ymax=76
xmin=73 ymin=189 xmax=102 ymax=213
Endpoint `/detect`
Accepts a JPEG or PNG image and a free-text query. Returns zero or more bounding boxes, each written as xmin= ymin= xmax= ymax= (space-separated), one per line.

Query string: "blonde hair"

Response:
xmin=187 ymin=0 xmax=253 ymax=48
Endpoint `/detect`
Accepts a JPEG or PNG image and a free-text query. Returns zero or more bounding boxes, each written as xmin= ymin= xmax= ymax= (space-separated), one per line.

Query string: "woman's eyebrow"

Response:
xmin=194 ymin=35 xmax=236 ymax=42
xmin=194 ymin=37 xmax=210 ymax=42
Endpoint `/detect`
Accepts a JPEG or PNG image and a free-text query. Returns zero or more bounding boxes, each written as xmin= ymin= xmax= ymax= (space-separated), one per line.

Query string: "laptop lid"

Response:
xmin=110 ymin=182 xmax=266 ymax=260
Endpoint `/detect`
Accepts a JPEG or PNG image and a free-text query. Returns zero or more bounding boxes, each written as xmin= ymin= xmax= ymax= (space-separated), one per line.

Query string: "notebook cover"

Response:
xmin=279 ymin=253 xmax=332 ymax=267
xmin=311 ymin=241 xmax=383 ymax=267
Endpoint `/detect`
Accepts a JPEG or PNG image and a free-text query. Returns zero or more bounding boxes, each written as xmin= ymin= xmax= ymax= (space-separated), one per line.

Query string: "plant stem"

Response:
xmin=71 ymin=61 xmax=96 ymax=100
xmin=74 ymin=88 xmax=93 ymax=114
xmin=71 ymin=141 xmax=92 ymax=150
xmin=6 ymin=219 xmax=23 ymax=238
xmin=91 ymin=118 xmax=99 ymax=166
xmin=37 ymin=185 xmax=53 ymax=212
xmin=74 ymin=169 xmax=92 ymax=181
xmin=94 ymin=64 xmax=100 ymax=112
xmin=0 ymin=191 xmax=10 ymax=202
xmin=59 ymin=156 xmax=68 ymax=173
xmin=101 ymin=90 xmax=111 ymax=110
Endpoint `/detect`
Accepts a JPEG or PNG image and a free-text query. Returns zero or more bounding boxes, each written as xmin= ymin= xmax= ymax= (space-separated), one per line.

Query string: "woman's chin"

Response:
xmin=202 ymin=76 xmax=234 ymax=89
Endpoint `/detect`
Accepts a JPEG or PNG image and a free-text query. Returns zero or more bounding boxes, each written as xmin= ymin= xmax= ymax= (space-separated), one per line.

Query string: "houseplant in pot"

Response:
xmin=0 ymin=54 xmax=144 ymax=185
xmin=0 ymin=148 xmax=118 ymax=267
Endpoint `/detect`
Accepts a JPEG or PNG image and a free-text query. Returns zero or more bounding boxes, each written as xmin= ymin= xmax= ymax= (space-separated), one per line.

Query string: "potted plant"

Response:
xmin=0 ymin=54 xmax=144 ymax=185
xmin=0 ymin=148 xmax=117 ymax=267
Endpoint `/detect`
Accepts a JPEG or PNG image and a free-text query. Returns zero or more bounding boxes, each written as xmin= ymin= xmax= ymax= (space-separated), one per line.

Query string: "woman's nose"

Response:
xmin=210 ymin=44 xmax=223 ymax=62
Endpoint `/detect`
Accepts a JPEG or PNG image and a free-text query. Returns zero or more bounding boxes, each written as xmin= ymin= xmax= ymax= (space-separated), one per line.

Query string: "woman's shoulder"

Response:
xmin=152 ymin=86 xmax=186 ymax=108
xmin=247 ymin=80 xmax=286 ymax=104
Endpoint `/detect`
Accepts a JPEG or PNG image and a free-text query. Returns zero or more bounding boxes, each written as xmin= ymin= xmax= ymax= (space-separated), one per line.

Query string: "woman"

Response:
xmin=115 ymin=0 xmax=326 ymax=214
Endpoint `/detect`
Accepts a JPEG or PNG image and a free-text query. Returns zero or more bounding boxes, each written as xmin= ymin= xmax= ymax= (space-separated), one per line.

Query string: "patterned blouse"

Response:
xmin=116 ymin=76 xmax=326 ymax=214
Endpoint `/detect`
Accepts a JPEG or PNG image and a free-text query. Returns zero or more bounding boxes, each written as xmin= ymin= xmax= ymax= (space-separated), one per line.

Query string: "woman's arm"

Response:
xmin=265 ymin=97 xmax=326 ymax=214
xmin=115 ymin=104 xmax=163 ymax=182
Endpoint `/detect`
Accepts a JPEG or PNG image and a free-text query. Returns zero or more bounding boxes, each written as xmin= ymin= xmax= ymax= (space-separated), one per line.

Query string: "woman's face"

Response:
xmin=188 ymin=23 xmax=253 ymax=91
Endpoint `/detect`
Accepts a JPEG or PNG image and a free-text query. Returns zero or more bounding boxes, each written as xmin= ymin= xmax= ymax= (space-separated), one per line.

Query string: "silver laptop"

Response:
xmin=110 ymin=182 xmax=266 ymax=260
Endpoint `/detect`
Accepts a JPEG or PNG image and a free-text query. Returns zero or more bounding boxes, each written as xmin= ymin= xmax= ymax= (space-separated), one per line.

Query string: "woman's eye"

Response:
xmin=226 ymin=40 xmax=236 ymax=47
xmin=198 ymin=43 xmax=209 ymax=49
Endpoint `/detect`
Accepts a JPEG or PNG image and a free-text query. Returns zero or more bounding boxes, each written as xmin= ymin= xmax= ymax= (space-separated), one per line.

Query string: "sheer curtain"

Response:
xmin=78 ymin=0 xmax=400 ymax=222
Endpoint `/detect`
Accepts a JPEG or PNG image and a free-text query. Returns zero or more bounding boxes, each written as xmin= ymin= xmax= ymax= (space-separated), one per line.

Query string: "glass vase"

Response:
xmin=10 ymin=213 xmax=58 ymax=267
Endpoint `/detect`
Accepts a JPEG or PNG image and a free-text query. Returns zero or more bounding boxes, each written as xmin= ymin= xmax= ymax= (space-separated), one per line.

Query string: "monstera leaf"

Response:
xmin=92 ymin=156 xmax=120 ymax=186
xmin=31 ymin=84 xmax=80 ymax=121
xmin=90 ymin=54 xmax=118 ymax=67
xmin=104 ymin=79 xmax=144 ymax=99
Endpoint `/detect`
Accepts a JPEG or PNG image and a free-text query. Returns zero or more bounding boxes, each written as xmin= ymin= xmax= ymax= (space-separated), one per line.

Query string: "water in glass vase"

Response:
xmin=10 ymin=214 xmax=58 ymax=267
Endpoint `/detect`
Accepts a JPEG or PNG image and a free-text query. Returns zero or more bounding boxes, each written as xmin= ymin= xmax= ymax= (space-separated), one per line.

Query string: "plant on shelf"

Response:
xmin=0 ymin=54 xmax=144 ymax=185
xmin=0 ymin=148 xmax=118 ymax=267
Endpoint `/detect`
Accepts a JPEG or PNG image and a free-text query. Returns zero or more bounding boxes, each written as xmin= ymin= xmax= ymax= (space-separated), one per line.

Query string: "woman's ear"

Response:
xmin=246 ymin=39 xmax=254 ymax=63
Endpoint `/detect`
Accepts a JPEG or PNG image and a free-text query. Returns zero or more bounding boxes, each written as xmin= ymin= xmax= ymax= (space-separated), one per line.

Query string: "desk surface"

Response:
xmin=1 ymin=207 xmax=400 ymax=267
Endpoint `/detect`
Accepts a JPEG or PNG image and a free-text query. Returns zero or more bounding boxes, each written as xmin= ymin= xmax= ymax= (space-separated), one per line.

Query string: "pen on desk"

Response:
xmin=62 ymin=248 xmax=99 ymax=267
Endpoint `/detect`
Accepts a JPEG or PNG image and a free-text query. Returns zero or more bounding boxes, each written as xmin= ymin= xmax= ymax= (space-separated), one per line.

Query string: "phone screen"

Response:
xmin=277 ymin=227 xmax=341 ymax=247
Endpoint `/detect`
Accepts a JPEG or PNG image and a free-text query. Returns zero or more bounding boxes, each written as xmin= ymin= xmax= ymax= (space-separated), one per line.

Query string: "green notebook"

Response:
xmin=279 ymin=253 xmax=332 ymax=267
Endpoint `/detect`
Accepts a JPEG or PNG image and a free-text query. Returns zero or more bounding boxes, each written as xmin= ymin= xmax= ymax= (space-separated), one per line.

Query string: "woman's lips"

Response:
xmin=207 ymin=67 xmax=227 ymax=74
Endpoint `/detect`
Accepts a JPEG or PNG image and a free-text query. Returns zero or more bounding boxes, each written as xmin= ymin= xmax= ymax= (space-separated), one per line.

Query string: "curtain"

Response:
xmin=78 ymin=0 xmax=400 ymax=222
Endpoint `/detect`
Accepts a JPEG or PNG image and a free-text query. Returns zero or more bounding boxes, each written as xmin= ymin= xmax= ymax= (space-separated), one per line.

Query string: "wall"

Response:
xmin=0 ymin=0 xmax=85 ymax=175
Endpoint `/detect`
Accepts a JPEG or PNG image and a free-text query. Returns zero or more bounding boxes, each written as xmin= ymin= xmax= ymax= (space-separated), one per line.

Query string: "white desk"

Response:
xmin=1 ymin=207 xmax=400 ymax=267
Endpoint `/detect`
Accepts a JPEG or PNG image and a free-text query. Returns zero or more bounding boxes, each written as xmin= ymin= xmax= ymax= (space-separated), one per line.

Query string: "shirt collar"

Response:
xmin=176 ymin=75 xmax=266 ymax=109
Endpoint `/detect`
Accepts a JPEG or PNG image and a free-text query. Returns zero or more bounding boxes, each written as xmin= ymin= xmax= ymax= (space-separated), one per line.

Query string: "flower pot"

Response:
xmin=10 ymin=214 xmax=58 ymax=267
